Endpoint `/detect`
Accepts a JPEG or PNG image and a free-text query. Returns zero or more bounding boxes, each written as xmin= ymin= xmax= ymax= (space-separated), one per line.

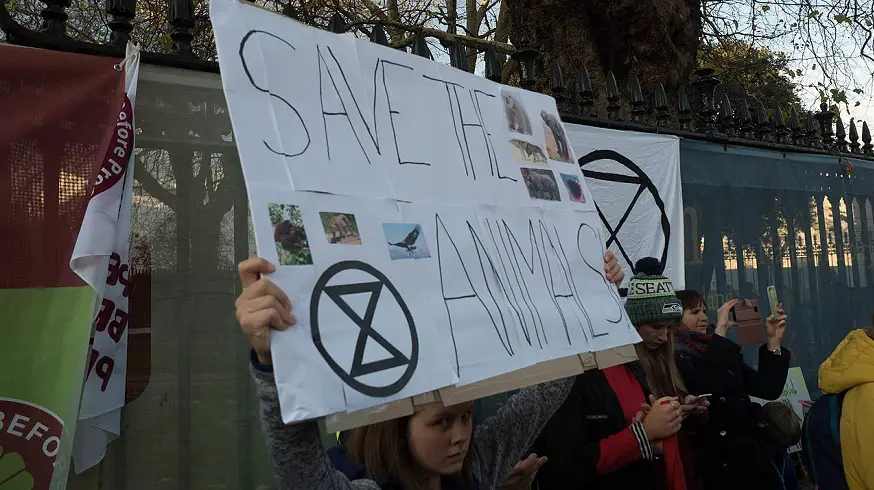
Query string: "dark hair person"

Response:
xmin=235 ymin=252 xmax=624 ymax=490
xmin=672 ymin=289 xmax=790 ymax=490
xmin=531 ymin=258 xmax=707 ymax=490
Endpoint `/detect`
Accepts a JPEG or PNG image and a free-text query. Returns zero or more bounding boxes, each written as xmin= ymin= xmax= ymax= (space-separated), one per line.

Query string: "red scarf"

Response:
xmin=674 ymin=329 xmax=711 ymax=356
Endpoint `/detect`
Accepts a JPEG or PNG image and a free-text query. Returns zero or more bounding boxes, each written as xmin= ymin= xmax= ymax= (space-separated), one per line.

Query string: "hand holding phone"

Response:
xmin=767 ymin=286 xmax=780 ymax=317
xmin=733 ymin=299 xmax=765 ymax=345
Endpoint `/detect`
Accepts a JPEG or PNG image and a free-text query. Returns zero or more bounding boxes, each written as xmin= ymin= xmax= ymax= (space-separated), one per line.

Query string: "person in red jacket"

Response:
xmin=530 ymin=258 xmax=707 ymax=490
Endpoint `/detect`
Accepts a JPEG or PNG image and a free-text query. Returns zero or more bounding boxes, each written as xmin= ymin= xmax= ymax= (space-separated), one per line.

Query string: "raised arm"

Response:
xmin=251 ymin=359 xmax=377 ymax=490
xmin=745 ymin=304 xmax=790 ymax=400
xmin=236 ymin=258 xmax=377 ymax=490
xmin=470 ymin=376 xmax=575 ymax=489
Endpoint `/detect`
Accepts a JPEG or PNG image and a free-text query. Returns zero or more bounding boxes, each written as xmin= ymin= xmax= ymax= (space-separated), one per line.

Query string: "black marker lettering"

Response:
xmin=379 ymin=60 xmax=430 ymax=166
xmin=435 ymin=213 xmax=513 ymax=372
xmin=238 ymin=30 xmax=310 ymax=158
xmin=472 ymin=90 xmax=517 ymax=182
xmin=317 ymin=45 xmax=380 ymax=163
xmin=485 ymin=218 xmax=540 ymax=348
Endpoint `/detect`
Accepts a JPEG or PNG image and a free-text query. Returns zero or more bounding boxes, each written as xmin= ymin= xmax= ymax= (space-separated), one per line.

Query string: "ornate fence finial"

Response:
xmin=511 ymin=38 xmax=539 ymax=90
xmin=106 ymin=0 xmax=135 ymax=46
xmin=738 ymin=99 xmax=753 ymax=138
xmin=754 ymin=100 xmax=770 ymax=141
xmin=805 ymin=111 xmax=820 ymax=148
xmin=169 ymin=0 xmax=195 ymax=57
xmin=654 ymin=83 xmax=670 ymax=128
xmin=815 ymin=102 xmax=835 ymax=147
xmin=369 ymin=24 xmax=389 ymax=45
xmin=693 ymin=68 xmax=719 ymax=132
xmin=606 ymin=71 xmax=621 ymax=120
xmin=40 ymin=0 xmax=70 ymax=36
xmin=450 ymin=42 xmax=468 ymax=71
xmin=863 ymin=121 xmax=873 ymax=155
xmin=849 ymin=119 xmax=861 ymax=154
xmin=718 ymin=93 xmax=734 ymax=135
xmin=835 ymin=115 xmax=848 ymax=152
xmin=577 ymin=67 xmax=596 ymax=118
xmin=678 ymin=86 xmax=693 ymax=130
xmin=629 ymin=75 xmax=646 ymax=124
xmin=328 ymin=12 xmax=345 ymax=33
xmin=411 ymin=36 xmax=433 ymax=59
xmin=789 ymin=107 xmax=803 ymax=145
xmin=550 ymin=60 xmax=566 ymax=109
xmin=774 ymin=105 xmax=788 ymax=143
xmin=484 ymin=47 xmax=501 ymax=82
xmin=281 ymin=2 xmax=299 ymax=19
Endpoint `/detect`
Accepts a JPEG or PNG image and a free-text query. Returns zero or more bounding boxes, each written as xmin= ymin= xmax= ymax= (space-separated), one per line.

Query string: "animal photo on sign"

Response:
xmin=503 ymin=92 xmax=532 ymax=135
xmin=560 ymin=173 xmax=586 ymax=203
xmin=383 ymin=223 xmax=431 ymax=260
xmin=268 ymin=203 xmax=313 ymax=266
xmin=521 ymin=167 xmax=561 ymax=202
xmin=541 ymin=110 xmax=572 ymax=163
xmin=508 ymin=139 xmax=547 ymax=166
xmin=319 ymin=212 xmax=362 ymax=245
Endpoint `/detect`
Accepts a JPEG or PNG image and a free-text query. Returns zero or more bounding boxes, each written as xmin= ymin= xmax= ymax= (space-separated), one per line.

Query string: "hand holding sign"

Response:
xmin=235 ymin=257 xmax=296 ymax=365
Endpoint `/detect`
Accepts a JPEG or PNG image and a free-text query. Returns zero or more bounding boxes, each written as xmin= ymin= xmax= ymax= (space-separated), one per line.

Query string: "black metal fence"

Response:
xmin=3 ymin=0 xmax=874 ymax=160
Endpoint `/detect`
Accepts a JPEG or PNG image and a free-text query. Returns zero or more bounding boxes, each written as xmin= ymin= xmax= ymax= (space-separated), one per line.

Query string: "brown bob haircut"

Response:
xmin=674 ymin=289 xmax=707 ymax=311
xmin=345 ymin=414 xmax=474 ymax=489
xmin=761 ymin=401 xmax=802 ymax=447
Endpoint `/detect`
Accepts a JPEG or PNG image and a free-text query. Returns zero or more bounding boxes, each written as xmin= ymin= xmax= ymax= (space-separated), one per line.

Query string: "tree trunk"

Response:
xmin=502 ymin=0 xmax=700 ymax=113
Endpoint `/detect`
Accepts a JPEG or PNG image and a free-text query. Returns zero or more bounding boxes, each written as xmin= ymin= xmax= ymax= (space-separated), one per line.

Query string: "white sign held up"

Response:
xmin=211 ymin=0 xmax=640 ymax=424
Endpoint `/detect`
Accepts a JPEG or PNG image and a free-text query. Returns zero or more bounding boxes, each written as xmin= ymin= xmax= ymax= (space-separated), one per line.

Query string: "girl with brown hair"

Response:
xmin=235 ymin=252 xmax=624 ymax=490
xmin=530 ymin=257 xmax=707 ymax=490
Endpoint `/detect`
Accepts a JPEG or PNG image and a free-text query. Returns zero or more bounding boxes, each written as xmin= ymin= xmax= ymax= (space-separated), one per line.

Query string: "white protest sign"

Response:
xmin=211 ymin=0 xmax=639 ymax=423
xmin=70 ymin=43 xmax=140 ymax=472
xmin=567 ymin=125 xmax=684 ymax=288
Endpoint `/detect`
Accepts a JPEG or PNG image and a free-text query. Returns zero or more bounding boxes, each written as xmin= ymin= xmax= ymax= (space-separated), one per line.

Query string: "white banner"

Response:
xmin=211 ymin=0 xmax=639 ymax=423
xmin=567 ymin=125 xmax=685 ymax=288
xmin=70 ymin=43 xmax=141 ymax=473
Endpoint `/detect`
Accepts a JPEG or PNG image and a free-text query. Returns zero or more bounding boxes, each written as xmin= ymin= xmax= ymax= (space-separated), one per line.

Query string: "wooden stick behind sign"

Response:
xmin=324 ymin=344 xmax=637 ymax=433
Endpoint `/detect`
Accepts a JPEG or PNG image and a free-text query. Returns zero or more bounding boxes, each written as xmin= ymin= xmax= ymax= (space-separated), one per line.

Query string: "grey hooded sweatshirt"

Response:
xmin=250 ymin=364 xmax=574 ymax=490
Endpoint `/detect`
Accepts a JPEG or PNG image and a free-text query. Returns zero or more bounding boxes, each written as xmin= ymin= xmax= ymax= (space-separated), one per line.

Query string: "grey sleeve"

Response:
xmin=470 ymin=377 xmax=575 ymax=490
xmin=251 ymin=365 xmax=380 ymax=490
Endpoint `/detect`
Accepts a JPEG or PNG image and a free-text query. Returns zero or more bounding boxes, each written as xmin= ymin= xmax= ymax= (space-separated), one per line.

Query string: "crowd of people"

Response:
xmin=233 ymin=253 xmax=873 ymax=490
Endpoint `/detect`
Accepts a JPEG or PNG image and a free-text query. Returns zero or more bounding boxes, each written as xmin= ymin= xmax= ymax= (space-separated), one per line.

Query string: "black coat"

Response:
xmin=674 ymin=334 xmax=790 ymax=490
xmin=530 ymin=362 xmax=661 ymax=490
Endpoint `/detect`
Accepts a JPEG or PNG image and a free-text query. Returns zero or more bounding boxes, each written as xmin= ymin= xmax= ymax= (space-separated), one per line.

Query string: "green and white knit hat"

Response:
xmin=624 ymin=257 xmax=683 ymax=326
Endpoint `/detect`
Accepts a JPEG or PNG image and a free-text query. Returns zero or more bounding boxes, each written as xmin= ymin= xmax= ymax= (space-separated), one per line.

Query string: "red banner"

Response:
xmin=0 ymin=44 xmax=125 ymax=290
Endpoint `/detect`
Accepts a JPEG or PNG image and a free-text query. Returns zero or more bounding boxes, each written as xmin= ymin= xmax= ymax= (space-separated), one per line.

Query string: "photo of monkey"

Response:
xmin=268 ymin=203 xmax=313 ymax=266
xmin=541 ymin=110 xmax=572 ymax=162
xmin=503 ymin=92 xmax=533 ymax=135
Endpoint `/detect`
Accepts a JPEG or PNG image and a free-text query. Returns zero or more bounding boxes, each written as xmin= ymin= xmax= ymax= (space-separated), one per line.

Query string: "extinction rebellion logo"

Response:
xmin=91 ymin=95 xmax=134 ymax=198
xmin=0 ymin=398 xmax=64 ymax=489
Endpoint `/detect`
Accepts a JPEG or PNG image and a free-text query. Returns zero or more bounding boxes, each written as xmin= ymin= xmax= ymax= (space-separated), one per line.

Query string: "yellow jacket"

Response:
xmin=819 ymin=329 xmax=874 ymax=490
